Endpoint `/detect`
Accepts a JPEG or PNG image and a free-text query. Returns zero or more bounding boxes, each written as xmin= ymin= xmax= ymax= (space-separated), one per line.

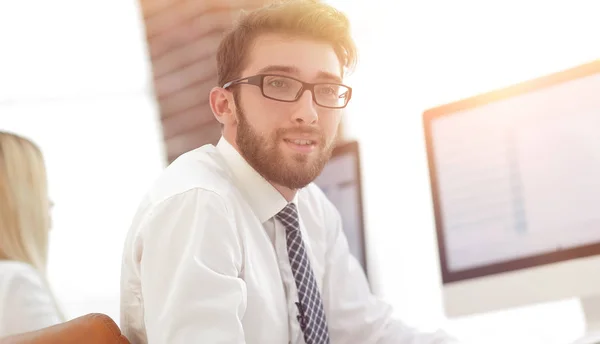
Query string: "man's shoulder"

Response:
xmin=298 ymin=182 xmax=340 ymax=222
xmin=148 ymin=144 xmax=235 ymax=206
xmin=120 ymin=144 xmax=239 ymax=272
xmin=300 ymin=183 xmax=334 ymax=208
xmin=124 ymin=144 xmax=239 ymax=236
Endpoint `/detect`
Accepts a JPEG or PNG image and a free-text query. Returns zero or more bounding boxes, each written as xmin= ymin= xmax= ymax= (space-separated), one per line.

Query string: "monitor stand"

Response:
xmin=572 ymin=295 xmax=600 ymax=344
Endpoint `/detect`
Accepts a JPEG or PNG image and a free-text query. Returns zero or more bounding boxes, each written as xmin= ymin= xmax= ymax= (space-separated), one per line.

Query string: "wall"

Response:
xmin=328 ymin=1 xmax=600 ymax=344
xmin=138 ymin=0 xmax=271 ymax=163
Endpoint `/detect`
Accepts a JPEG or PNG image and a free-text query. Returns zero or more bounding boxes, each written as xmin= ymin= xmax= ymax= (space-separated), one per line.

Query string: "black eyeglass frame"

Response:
xmin=222 ymin=74 xmax=353 ymax=109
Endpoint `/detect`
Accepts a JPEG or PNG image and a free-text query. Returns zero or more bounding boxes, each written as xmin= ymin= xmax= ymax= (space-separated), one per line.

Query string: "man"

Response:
xmin=120 ymin=1 xmax=459 ymax=343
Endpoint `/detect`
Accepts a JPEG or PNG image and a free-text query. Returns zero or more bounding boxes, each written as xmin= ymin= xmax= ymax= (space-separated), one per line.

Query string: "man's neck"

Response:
xmin=272 ymin=183 xmax=297 ymax=202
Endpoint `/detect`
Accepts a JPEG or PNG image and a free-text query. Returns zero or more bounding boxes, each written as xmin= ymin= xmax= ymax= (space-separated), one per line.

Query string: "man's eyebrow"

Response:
xmin=257 ymin=65 xmax=300 ymax=75
xmin=316 ymin=71 xmax=342 ymax=83
xmin=257 ymin=65 xmax=343 ymax=83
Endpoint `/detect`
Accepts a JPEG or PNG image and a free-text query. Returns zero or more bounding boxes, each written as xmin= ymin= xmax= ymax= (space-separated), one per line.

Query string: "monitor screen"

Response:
xmin=314 ymin=140 xmax=368 ymax=277
xmin=424 ymin=60 xmax=600 ymax=284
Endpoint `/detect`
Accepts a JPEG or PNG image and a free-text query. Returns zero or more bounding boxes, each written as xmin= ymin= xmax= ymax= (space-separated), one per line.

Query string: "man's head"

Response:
xmin=209 ymin=0 xmax=356 ymax=190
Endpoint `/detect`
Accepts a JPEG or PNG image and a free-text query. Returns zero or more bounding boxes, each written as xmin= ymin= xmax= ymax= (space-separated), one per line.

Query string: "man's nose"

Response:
xmin=291 ymin=89 xmax=319 ymax=124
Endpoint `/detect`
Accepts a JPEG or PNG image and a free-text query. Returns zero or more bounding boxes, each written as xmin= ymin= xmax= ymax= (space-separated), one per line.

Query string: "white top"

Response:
xmin=0 ymin=261 xmax=62 ymax=337
xmin=120 ymin=137 xmax=459 ymax=344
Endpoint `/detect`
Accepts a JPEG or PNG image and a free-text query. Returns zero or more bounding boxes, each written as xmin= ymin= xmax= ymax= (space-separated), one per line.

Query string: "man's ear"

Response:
xmin=209 ymin=87 xmax=236 ymax=126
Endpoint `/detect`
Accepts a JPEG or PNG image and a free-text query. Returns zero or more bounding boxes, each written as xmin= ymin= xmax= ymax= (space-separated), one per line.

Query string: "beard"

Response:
xmin=234 ymin=97 xmax=336 ymax=190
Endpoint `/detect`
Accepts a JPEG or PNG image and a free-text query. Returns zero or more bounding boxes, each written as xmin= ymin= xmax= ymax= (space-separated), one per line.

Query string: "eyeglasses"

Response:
xmin=222 ymin=74 xmax=352 ymax=109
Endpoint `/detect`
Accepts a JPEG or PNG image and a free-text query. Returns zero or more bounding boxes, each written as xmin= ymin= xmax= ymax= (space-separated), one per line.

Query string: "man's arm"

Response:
xmin=322 ymin=202 xmax=459 ymax=344
xmin=138 ymin=189 xmax=247 ymax=343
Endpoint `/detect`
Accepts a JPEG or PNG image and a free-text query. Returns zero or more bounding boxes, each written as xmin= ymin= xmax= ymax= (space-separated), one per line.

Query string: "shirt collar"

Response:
xmin=216 ymin=136 xmax=294 ymax=223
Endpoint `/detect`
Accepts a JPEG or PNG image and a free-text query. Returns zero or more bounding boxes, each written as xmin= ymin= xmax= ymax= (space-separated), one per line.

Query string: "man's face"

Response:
xmin=232 ymin=33 xmax=344 ymax=189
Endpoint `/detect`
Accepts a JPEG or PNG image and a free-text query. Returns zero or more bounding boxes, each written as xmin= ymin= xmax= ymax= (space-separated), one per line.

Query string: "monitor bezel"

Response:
xmin=422 ymin=59 xmax=600 ymax=284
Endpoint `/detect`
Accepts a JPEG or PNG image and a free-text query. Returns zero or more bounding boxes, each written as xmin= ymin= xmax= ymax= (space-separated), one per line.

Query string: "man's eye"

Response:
xmin=320 ymin=87 xmax=334 ymax=95
xmin=269 ymin=80 xmax=287 ymax=88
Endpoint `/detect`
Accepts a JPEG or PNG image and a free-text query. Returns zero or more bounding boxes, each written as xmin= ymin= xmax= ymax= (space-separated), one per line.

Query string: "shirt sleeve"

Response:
xmin=138 ymin=189 xmax=247 ymax=344
xmin=2 ymin=265 xmax=62 ymax=336
xmin=322 ymin=201 xmax=460 ymax=344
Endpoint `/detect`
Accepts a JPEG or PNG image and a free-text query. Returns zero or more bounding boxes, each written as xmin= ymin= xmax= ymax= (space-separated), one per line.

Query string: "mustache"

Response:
xmin=276 ymin=127 xmax=324 ymax=138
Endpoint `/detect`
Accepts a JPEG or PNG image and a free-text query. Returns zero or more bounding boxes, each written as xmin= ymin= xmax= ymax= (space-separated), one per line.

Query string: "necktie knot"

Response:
xmin=276 ymin=203 xmax=299 ymax=231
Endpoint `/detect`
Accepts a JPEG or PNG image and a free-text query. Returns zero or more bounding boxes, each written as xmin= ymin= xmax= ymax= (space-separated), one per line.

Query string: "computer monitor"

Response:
xmin=314 ymin=140 xmax=369 ymax=280
xmin=423 ymin=59 xmax=600 ymax=334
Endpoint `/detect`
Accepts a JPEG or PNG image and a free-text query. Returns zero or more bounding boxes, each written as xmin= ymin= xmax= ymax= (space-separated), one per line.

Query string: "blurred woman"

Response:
xmin=0 ymin=131 xmax=63 ymax=337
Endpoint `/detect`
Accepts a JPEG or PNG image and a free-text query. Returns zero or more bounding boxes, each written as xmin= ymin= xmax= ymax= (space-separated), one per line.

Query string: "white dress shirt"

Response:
xmin=0 ymin=261 xmax=62 ymax=337
xmin=120 ymin=137 xmax=459 ymax=344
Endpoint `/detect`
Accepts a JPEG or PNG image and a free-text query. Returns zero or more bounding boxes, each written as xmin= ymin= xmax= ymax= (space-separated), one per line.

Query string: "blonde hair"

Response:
xmin=217 ymin=0 xmax=357 ymax=87
xmin=0 ymin=131 xmax=51 ymax=273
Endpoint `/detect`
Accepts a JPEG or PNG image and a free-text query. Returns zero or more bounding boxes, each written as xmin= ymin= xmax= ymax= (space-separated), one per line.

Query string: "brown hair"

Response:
xmin=216 ymin=0 xmax=357 ymax=87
